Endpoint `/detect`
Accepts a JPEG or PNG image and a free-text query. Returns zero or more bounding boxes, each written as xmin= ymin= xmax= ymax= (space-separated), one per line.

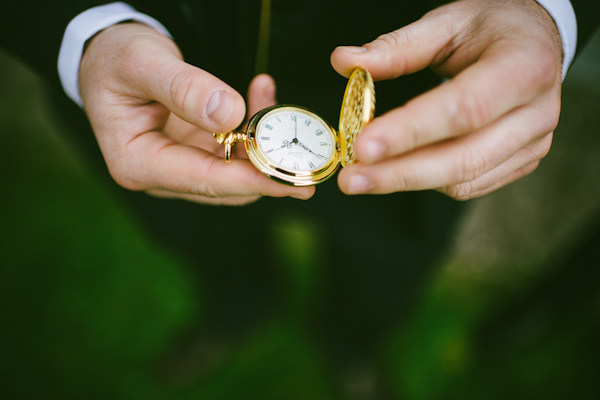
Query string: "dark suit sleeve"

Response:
xmin=569 ymin=0 xmax=599 ymax=53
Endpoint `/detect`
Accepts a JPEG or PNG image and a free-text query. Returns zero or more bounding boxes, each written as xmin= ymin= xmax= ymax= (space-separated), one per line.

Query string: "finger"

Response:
xmin=441 ymin=160 xmax=540 ymax=201
xmin=247 ymin=74 xmax=277 ymax=117
xmin=147 ymin=189 xmax=262 ymax=206
xmin=351 ymin=40 xmax=560 ymax=164
xmin=439 ymin=134 xmax=552 ymax=200
xmin=330 ymin=0 xmax=559 ymax=81
xmin=233 ymin=74 xmax=277 ymax=160
xmin=109 ymin=130 xmax=315 ymax=200
xmin=337 ymin=104 xmax=553 ymax=195
xmin=161 ymin=113 xmax=223 ymax=153
xmin=330 ymin=9 xmax=458 ymax=79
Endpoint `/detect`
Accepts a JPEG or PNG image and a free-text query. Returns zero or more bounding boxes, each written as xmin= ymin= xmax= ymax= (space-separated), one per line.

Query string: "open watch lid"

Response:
xmin=338 ymin=67 xmax=375 ymax=166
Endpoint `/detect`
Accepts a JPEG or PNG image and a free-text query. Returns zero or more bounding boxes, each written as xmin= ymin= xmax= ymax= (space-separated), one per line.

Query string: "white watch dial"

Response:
xmin=256 ymin=108 xmax=335 ymax=172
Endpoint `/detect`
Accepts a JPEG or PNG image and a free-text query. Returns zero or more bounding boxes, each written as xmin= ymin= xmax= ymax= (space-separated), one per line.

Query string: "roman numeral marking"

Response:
xmin=265 ymin=124 xmax=274 ymax=130
xmin=304 ymin=120 xmax=311 ymax=127
xmin=293 ymin=162 xmax=299 ymax=170
xmin=319 ymin=142 xmax=328 ymax=146
xmin=261 ymin=136 xmax=270 ymax=141
xmin=308 ymin=161 xmax=316 ymax=169
xmin=315 ymin=129 xmax=324 ymax=136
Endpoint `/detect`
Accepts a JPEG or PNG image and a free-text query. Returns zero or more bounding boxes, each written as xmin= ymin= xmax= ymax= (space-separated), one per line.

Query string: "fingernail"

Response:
xmin=206 ymin=90 xmax=235 ymax=125
xmin=362 ymin=140 xmax=386 ymax=162
xmin=348 ymin=174 xmax=373 ymax=194
xmin=338 ymin=46 xmax=367 ymax=54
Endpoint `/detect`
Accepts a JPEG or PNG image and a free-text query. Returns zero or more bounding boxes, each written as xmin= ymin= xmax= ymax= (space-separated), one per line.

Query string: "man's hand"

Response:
xmin=79 ymin=23 xmax=314 ymax=205
xmin=331 ymin=0 xmax=562 ymax=200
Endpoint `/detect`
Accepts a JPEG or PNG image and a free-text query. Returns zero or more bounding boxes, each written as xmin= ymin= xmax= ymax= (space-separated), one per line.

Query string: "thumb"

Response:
xmin=330 ymin=10 xmax=456 ymax=80
xmin=82 ymin=22 xmax=247 ymax=134
xmin=141 ymin=57 xmax=247 ymax=133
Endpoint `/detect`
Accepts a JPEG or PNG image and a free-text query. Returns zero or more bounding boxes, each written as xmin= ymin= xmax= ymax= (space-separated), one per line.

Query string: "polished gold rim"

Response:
xmin=245 ymin=105 xmax=340 ymax=186
xmin=338 ymin=67 xmax=375 ymax=166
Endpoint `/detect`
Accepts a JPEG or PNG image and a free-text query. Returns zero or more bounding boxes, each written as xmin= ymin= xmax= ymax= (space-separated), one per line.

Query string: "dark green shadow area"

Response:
xmin=0 ymin=52 xmax=198 ymax=399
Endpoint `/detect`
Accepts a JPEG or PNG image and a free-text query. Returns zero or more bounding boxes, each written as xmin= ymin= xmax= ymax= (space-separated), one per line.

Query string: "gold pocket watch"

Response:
xmin=214 ymin=67 xmax=375 ymax=186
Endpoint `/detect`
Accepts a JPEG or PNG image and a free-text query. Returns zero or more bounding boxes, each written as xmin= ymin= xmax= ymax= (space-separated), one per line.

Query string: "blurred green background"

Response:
xmin=2 ymin=30 xmax=600 ymax=400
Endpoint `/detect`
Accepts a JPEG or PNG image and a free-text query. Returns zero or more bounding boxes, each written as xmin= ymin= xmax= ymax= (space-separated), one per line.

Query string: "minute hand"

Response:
xmin=296 ymin=141 xmax=321 ymax=158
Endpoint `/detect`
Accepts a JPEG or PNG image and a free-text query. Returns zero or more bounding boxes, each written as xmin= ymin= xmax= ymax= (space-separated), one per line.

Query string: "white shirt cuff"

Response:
xmin=534 ymin=0 xmax=577 ymax=80
xmin=57 ymin=2 xmax=170 ymax=106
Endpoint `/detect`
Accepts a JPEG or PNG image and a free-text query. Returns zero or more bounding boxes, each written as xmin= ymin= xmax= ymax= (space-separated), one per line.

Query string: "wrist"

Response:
xmin=532 ymin=0 xmax=577 ymax=79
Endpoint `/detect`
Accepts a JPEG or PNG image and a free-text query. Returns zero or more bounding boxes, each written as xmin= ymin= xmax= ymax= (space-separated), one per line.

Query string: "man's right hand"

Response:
xmin=79 ymin=22 xmax=314 ymax=205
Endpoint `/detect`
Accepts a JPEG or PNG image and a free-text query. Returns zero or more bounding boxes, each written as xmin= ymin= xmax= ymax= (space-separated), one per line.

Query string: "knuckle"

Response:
xmin=376 ymin=30 xmax=405 ymax=51
xmin=440 ymin=182 xmax=476 ymax=201
xmin=193 ymin=157 xmax=226 ymax=198
xmin=395 ymin=107 xmax=422 ymax=151
xmin=200 ymin=184 xmax=222 ymax=198
xmin=522 ymin=135 xmax=552 ymax=163
xmin=514 ymin=44 xmax=561 ymax=98
xmin=405 ymin=128 xmax=420 ymax=152
xmin=541 ymin=97 xmax=561 ymax=133
xmin=535 ymin=135 xmax=553 ymax=160
xmin=534 ymin=46 xmax=561 ymax=88
xmin=373 ymin=30 xmax=411 ymax=77
xmin=107 ymin=161 xmax=145 ymax=191
xmin=452 ymin=145 xmax=490 ymax=183
xmin=169 ymin=68 xmax=197 ymax=114
xmin=450 ymin=89 xmax=492 ymax=134
xmin=388 ymin=167 xmax=412 ymax=193
xmin=521 ymin=160 xmax=541 ymax=178
xmin=539 ymin=134 xmax=553 ymax=157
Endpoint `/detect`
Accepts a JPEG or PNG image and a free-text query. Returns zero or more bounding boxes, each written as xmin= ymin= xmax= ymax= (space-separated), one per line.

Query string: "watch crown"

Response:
xmin=213 ymin=131 xmax=247 ymax=162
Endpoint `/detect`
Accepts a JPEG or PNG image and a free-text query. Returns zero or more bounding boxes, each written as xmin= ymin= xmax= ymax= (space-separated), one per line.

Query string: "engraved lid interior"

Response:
xmin=338 ymin=67 xmax=375 ymax=167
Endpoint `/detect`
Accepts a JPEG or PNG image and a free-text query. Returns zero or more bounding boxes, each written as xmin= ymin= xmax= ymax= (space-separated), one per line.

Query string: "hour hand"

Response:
xmin=266 ymin=140 xmax=292 ymax=154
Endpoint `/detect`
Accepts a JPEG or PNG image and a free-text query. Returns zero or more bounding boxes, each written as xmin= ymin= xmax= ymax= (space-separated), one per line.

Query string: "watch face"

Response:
xmin=244 ymin=105 xmax=340 ymax=186
xmin=255 ymin=107 xmax=335 ymax=172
